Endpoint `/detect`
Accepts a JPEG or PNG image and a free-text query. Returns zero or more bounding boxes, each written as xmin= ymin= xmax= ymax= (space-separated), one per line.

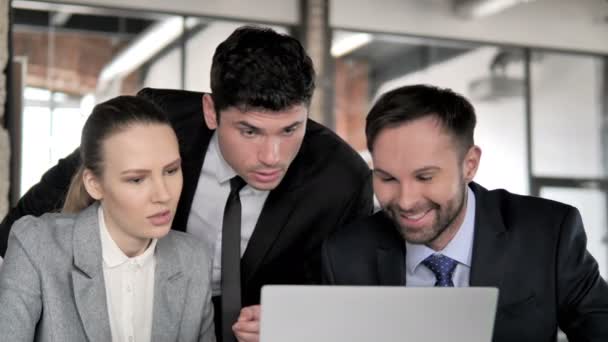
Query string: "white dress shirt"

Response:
xmin=405 ymin=187 xmax=476 ymax=287
xmin=187 ymin=133 xmax=270 ymax=295
xmin=99 ymin=206 xmax=157 ymax=342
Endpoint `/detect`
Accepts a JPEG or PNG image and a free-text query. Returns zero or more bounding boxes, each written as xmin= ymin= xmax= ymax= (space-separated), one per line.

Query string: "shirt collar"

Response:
xmin=209 ymin=132 xmax=238 ymax=184
xmin=98 ymin=205 xmax=158 ymax=269
xmin=405 ymin=186 xmax=476 ymax=273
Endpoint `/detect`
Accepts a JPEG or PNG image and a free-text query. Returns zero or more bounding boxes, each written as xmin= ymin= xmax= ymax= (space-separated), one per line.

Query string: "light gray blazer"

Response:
xmin=0 ymin=203 xmax=216 ymax=342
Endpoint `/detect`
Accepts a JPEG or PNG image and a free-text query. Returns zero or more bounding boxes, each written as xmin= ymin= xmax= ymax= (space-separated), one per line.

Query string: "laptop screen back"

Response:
xmin=260 ymin=285 xmax=498 ymax=342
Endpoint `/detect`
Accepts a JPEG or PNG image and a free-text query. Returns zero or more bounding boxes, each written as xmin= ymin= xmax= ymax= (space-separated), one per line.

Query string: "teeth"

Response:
xmin=404 ymin=211 xmax=427 ymax=220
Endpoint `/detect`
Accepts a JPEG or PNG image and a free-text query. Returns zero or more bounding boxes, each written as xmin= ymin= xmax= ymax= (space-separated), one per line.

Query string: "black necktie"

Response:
xmin=221 ymin=176 xmax=246 ymax=342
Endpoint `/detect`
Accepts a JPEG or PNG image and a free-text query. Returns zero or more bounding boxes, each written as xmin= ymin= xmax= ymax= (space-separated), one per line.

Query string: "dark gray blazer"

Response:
xmin=0 ymin=203 xmax=216 ymax=342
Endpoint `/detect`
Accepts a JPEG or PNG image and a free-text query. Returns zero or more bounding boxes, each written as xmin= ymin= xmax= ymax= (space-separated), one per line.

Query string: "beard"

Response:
xmin=384 ymin=180 xmax=467 ymax=246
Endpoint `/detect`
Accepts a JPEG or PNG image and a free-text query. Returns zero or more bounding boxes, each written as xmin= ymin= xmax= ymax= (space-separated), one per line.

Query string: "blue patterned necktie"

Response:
xmin=421 ymin=254 xmax=458 ymax=287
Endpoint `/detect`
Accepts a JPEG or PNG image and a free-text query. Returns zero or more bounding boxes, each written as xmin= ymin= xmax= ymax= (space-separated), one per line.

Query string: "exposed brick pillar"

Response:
xmin=334 ymin=58 xmax=369 ymax=153
xmin=0 ymin=0 xmax=9 ymax=218
xmin=300 ymin=0 xmax=334 ymax=128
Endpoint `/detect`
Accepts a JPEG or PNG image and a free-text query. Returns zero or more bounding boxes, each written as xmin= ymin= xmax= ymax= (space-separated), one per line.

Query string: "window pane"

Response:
xmin=531 ymin=52 xmax=605 ymax=178
xmin=21 ymin=106 xmax=51 ymax=195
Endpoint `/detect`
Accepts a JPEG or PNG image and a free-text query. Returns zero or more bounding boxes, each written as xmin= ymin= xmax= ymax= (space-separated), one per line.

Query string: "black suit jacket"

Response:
xmin=1 ymin=88 xmax=374 ymax=306
xmin=322 ymin=182 xmax=608 ymax=342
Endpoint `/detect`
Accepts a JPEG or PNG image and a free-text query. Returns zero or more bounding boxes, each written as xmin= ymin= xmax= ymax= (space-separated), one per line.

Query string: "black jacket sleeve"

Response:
xmin=557 ymin=207 xmax=608 ymax=341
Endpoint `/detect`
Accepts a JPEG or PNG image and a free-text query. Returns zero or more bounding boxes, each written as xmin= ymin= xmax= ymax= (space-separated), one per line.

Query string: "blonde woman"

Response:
xmin=0 ymin=96 xmax=215 ymax=341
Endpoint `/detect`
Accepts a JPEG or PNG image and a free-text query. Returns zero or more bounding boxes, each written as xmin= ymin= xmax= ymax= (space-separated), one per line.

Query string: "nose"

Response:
xmin=258 ymin=137 xmax=280 ymax=167
xmin=397 ymin=181 xmax=421 ymax=211
xmin=152 ymin=177 xmax=171 ymax=203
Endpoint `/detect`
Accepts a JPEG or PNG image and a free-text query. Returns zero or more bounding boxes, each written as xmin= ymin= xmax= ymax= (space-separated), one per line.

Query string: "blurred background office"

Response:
xmin=0 ymin=2 xmax=607 ymax=340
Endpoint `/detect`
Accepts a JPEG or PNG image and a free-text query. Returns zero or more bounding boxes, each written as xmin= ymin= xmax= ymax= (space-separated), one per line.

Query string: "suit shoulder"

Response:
xmin=481 ymin=186 xmax=576 ymax=231
xmin=12 ymin=212 xmax=76 ymax=240
xmin=300 ymin=120 xmax=370 ymax=179
xmin=10 ymin=213 xmax=76 ymax=254
xmin=486 ymin=187 xmax=574 ymax=214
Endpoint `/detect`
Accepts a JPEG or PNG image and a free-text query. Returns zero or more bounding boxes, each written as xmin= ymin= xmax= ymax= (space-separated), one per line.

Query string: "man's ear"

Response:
xmin=83 ymin=168 xmax=104 ymax=200
xmin=462 ymin=145 xmax=482 ymax=184
xmin=202 ymin=94 xmax=218 ymax=130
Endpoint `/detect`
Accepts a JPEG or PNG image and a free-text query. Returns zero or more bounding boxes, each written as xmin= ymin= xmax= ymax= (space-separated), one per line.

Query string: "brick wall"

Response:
xmin=0 ymin=0 xmax=9 ymax=218
xmin=13 ymin=30 xmax=139 ymax=96
xmin=334 ymin=58 xmax=369 ymax=153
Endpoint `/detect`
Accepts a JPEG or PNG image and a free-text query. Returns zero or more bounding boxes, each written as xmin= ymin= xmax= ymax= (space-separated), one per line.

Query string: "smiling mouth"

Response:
xmin=400 ymin=208 xmax=432 ymax=222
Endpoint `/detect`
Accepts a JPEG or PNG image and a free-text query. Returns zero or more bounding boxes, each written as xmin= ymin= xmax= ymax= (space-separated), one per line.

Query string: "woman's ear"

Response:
xmin=82 ymin=169 xmax=104 ymax=200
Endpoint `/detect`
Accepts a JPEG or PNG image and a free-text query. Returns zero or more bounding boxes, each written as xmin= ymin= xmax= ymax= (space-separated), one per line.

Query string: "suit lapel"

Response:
xmin=241 ymin=187 xmax=297 ymax=285
xmin=151 ymin=235 xmax=188 ymax=342
xmin=71 ymin=204 xmax=113 ymax=342
xmin=375 ymin=213 xmax=406 ymax=285
xmin=469 ymin=183 xmax=508 ymax=288
xmin=172 ymin=128 xmax=212 ymax=231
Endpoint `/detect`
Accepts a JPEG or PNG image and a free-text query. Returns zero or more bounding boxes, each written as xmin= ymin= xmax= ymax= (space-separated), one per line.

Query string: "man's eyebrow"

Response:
xmin=284 ymin=121 xmax=304 ymax=129
xmin=414 ymin=166 xmax=440 ymax=173
xmin=235 ymin=121 xmax=262 ymax=131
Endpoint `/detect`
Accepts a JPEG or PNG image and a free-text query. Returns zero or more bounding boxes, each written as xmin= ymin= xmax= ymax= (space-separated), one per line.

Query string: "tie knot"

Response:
xmin=421 ymin=254 xmax=458 ymax=287
xmin=230 ymin=176 xmax=247 ymax=193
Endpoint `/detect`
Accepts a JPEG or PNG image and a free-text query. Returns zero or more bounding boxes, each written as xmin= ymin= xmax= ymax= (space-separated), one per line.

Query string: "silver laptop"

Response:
xmin=260 ymin=285 xmax=498 ymax=342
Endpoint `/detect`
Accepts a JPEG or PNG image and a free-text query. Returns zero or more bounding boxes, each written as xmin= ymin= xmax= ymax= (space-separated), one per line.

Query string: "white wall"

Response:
xmin=184 ymin=22 xmax=242 ymax=92
xmin=331 ymin=0 xmax=608 ymax=55
xmin=143 ymin=48 xmax=182 ymax=90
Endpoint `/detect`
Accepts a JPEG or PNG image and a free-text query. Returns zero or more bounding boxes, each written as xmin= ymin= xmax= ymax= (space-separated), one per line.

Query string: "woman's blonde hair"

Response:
xmin=62 ymin=167 xmax=94 ymax=213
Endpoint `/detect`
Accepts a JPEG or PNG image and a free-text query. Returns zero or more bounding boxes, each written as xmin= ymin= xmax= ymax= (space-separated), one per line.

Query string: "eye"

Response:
xmin=416 ymin=174 xmax=433 ymax=182
xmin=375 ymin=173 xmax=395 ymax=182
xmin=283 ymin=126 xmax=298 ymax=136
xmin=241 ymin=128 xmax=257 ymax=138
xmin=166 ymin=166 xmax=180 ymax=175
xmin=127 ymin=177 xmax=143 ymax=184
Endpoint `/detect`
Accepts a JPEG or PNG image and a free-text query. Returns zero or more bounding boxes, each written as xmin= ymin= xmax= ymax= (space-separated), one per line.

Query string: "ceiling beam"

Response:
xmin=454 ymin=0 xmax=536 ymax=19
